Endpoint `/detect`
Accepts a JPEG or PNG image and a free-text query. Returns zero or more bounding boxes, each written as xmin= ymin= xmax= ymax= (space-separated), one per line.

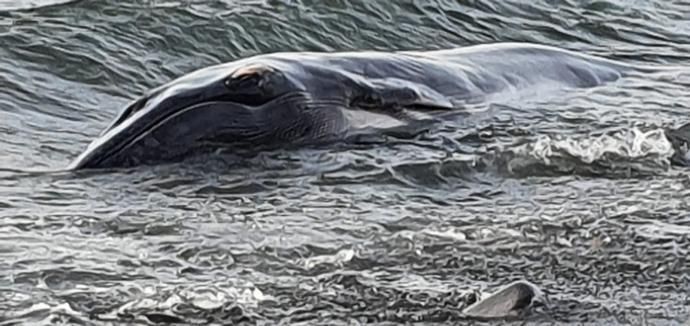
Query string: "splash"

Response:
xmin=504 ymin=127 xmax=675 ymax=176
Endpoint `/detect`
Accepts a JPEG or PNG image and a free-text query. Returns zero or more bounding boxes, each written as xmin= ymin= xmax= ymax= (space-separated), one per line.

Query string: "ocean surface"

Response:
xmin=1 ymin=0 xmax=690 ymax=324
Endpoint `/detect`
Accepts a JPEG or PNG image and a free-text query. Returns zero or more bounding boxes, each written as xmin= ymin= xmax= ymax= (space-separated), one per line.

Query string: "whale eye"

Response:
xmin=222 ymin=64 xmax=283 ymax=106
xmin=227 ymin=64 xmax=273 ymax=85
xmin=225 ymin=64 xmax=275 ymax=92
xmin=224 ymin=72 xmax=262 ymax=89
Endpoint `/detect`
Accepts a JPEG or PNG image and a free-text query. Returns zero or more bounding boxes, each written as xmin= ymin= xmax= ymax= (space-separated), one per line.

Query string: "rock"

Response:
xmin=462 ymin=280 xmax=542 ymax=319
xmin=665 ymin=123 xmax=690 ymax=166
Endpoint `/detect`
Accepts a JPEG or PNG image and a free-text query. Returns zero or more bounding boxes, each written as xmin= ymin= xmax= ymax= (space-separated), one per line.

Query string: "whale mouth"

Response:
xmin=70 ymin=95 xmax=270 ymax=170
xmin=104 ymin=90 xmax=281 ymax=136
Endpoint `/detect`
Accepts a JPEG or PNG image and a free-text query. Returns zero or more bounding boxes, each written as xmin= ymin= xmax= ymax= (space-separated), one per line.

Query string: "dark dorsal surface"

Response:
xmin=236 ymin=42 xmax=631 ymax=108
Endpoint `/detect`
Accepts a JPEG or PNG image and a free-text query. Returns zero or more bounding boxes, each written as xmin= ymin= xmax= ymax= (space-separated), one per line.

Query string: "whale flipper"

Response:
xmin=351 ymin=77 xmax=456 ymax=114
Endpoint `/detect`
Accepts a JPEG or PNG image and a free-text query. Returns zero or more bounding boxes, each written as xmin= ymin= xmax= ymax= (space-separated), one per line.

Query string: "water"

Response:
xmin=1 ymin=0 xmax=690 ymax=324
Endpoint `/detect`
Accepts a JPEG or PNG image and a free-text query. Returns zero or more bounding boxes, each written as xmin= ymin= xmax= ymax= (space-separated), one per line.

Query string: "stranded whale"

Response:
xmin=69 ymin=42 xmax=639 ymax=170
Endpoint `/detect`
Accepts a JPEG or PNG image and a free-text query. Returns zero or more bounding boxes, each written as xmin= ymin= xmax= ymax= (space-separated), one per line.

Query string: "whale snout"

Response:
xmin=69 ymin=70 xmax=269 ymax=170
xmin=69 ymin=99 xmax=260 ymax=169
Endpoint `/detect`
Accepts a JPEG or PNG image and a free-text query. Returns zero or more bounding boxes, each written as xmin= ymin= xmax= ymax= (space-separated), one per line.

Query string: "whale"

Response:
xmin=69 ymin=42 xmax=637 ymax=170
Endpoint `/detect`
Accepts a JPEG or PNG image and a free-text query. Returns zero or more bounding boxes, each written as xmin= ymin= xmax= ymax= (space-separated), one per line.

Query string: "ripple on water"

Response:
xmin=2 ymin=0 xmax=690 ymax=324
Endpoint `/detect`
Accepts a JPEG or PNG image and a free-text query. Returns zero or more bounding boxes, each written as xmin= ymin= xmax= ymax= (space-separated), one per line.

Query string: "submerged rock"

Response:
xmin=665 ymin=123 xmax=690 ymax=166
xmin=462 ymin=280 xmax=542 ymax=319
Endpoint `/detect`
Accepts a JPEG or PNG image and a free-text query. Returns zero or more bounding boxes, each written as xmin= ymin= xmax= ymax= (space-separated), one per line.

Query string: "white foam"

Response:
xmin=300 ymin=248 xmax=355 ymax=269
xmin=508 ymin=127 xmax=674 ymax=173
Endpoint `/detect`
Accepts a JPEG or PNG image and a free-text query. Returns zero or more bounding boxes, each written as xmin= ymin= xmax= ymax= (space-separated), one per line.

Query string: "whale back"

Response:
xmin=250 ymin=43 xmax=630 ymax=107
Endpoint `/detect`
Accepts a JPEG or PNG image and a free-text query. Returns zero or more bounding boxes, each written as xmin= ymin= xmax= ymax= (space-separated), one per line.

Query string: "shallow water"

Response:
xmin=1 ymin=0 xmax=690 ymax=324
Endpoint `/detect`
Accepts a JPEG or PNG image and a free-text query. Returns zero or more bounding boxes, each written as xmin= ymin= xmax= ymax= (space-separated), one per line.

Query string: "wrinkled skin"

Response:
xmin=69 ymin=42 xmax=633 ymax=170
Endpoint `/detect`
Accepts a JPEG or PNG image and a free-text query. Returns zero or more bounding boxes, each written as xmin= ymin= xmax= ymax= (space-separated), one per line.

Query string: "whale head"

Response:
xmin=69 ymin=59 xmax=307 ymax=170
